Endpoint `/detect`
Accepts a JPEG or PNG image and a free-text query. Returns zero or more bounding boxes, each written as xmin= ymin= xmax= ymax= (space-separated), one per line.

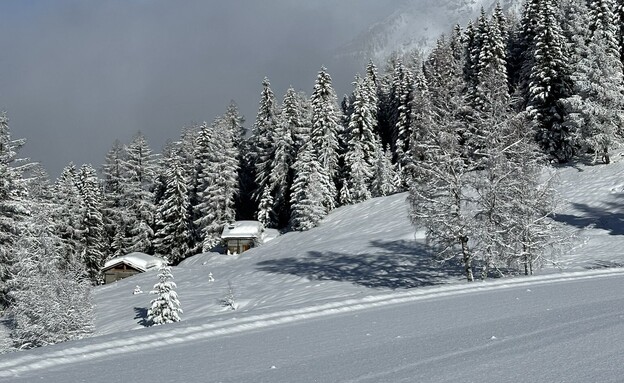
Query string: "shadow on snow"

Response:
xmin=552 ymin=196 xmax=624 ymax=236
xmin=134 ymin=307 xmax=149 ymax=327
xmin=256 ymin=239 xmax=465 ymax=289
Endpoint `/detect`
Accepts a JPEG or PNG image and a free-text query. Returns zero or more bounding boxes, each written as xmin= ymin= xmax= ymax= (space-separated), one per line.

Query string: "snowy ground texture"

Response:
xmin=2 ymin=155 xmax=624 ymax=382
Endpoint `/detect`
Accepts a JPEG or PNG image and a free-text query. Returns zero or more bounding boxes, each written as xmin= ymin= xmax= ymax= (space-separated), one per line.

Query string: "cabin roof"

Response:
xmin=102 ymin=252 xmax=166 ymax=272
xmin=221 ymin=220 xmax=264 ymax=239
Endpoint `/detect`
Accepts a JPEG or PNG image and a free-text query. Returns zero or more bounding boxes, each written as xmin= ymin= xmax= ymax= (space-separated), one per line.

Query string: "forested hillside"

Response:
xmin=1 ymin=0 xmax=624 ymax=351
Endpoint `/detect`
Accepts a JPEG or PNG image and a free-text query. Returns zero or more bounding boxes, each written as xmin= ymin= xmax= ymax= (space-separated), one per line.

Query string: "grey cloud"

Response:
xmin=0 ymin=0 xmax=396 ymax=176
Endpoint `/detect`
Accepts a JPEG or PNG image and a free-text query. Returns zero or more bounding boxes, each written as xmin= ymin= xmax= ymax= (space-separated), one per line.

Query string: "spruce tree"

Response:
xmin=148 ymin=265 xmax=182 ymax=325
xmin=343 ymin=75 xmax=379 ymax=203
xmin=0 ymin=113 xmax=29 ymax=300
xmin=290 ymin=143 xmax=328 ymax=231
xmin=52 ymin=164 xmax=83 ymax=265
xmin=522 ymin=0 xmax=573 ymax=162
xmin=562 ymin=0 xmax=624 ymax=163
xmin=309 ymin=67 xmax=341 ymax=211
xmin=101 ymin=140 xmax=128 ymax=258
xmin=121 ymin=132 xmax=158 ymax=253
xmin=194 ymin=116 xmax=239 ymax=252
xmin=76 ymin=164 xmax=106 ymax=283
xmin=250 ymin=78 xmax=279 ymax=221
xmin=154 ymin=155 xmax=192 ymax=264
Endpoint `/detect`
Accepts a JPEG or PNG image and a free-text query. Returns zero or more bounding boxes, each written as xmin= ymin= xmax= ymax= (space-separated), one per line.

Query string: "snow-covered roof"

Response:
xmin=221 ymin=221 xmax=264 ymax=239
xmin=102 ymin=252 xmax=166 ymax=272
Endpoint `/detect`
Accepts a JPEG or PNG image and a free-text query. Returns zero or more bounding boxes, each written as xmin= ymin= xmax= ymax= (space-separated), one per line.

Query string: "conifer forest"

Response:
xmin=2 ymin=0 xmax=624 ymax=350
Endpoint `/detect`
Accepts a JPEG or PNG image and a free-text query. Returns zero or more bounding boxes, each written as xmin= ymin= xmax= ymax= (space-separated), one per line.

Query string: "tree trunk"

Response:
xmin=602 ymin=148 xmax=610 ymax=164
xmin=461 ymin=237 xmax=474 ymax=282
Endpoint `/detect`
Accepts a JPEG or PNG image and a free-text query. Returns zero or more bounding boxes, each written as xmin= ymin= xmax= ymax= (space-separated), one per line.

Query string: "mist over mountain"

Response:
xmin=338 ymin=0 xmax=522 ymax=64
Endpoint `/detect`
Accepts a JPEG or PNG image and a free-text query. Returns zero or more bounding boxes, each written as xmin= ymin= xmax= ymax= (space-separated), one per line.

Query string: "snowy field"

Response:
xmin=1 ymin=156 xmax=624 ymax=382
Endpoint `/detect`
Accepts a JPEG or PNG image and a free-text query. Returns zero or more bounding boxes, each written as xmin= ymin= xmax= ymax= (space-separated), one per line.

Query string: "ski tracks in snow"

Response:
xmin=2 ymin=268 xmax=624 ymax=379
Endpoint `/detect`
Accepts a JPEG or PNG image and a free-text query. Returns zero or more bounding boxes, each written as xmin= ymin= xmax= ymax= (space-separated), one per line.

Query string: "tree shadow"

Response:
xmin=552 ymin=197 xmax=624 ymax=236
xmin=256 ymin=239 xmax=465 ymax=289
xmin=134 ymin=307 xmax=149 ymax=327
xmin=584 ymin=260 xmax=624 ymax=269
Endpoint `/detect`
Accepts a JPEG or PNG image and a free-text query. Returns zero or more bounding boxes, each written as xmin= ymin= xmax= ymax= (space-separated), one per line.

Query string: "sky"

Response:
xmin=0 ymin=0 xmax=400 ymax=176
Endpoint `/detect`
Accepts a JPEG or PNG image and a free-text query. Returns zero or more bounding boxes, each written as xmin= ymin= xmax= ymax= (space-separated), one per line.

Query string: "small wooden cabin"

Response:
xmin=221 ymin=221 xmax=263 ymax=254
xmin=102 ymin=252 xmax=166 ymax=284
xmin=220 ymin=221 xmax=279 ymax=254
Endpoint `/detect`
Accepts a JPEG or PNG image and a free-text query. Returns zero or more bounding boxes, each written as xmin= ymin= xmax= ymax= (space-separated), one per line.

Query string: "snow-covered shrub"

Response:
xmin=7 ymin=267 xmax=93 ymax=350
xmin=220 ymin=281 xmax=236 ymax=310
xmin=147 ymin=265 xmax=182 ymax=325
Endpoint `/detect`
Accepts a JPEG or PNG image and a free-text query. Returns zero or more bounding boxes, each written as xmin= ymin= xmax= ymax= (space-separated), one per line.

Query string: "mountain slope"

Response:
xmin=2 ymin=155 xmax=624 ymax=381
xmin=338 ymin=0 xmax=523 ymax=62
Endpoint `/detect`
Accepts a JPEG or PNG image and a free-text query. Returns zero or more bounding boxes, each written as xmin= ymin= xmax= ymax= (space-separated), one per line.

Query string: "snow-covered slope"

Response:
xmin=338 ymin=0 xmax=523 ymax=62
xmin=2 ymin=155 xmax=624 ymax=382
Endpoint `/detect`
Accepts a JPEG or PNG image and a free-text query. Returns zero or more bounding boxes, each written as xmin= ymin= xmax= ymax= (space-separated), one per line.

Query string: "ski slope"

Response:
xmin=1 ymin=156 xmax=624 ymax=382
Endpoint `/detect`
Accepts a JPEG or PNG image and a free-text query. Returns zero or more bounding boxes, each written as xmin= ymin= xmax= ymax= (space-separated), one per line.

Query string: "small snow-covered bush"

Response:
xmin=220 ymin=281 xmax=236 ymax=310
xmin=147 ymin=265 xmax=182 ymax=325
xmin=8 ymin=268 xmax=93 ymax=350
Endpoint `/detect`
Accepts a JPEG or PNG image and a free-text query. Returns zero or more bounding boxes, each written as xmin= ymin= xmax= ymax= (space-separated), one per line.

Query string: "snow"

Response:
xmin=2 ymin=156 xmax=624 ymax=382
xmin=102 ymin=252 xmax=166 ymax=272
xmin=220 ymin=220 xmax=264 ymax=239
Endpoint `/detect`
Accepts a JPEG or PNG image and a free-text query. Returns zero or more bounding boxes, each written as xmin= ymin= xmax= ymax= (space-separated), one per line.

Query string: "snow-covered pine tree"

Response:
xmin=465 ymin=8 xmax=511 ymax=161
xmin=522 ymin=0 xmax=573 ymax=162
xmin=0 ymin=113 xmax=29 ymax=302
xmin=154 ymin=155 xmax=192 ymax=265
xmin=52 ymin=164 xmax=84 ymax=266
xmin=289 ymin=143 xmax=329 ymax=231
xmin=617 ymin=0 xmax=624 ymax=64
xmin=309 ymin=67 xmax=341 ymax=211
xmin=389 ymin=60 xmax=414 ymax=167
xmin=343 ymin=74 xmax=379 ymax=203
xmin=561 ymin=0 xmax=624 ymax=163
xmin=101 ymin=140 xmax=128 ymax=258
xmin=120 ymin=132 xmax=158 ymax=253
xmin=370 ymin=142 xmax=399 ymax=198
xmin=250 ymin=78 xmax=280 ymax=223
xmin=222 ymin=101 xmax=247 ymax=146
xmin=257 ymin=88 xmax=300 ymax=227
xmin=147 ymin=264 xmax=182 ymax=325
xmin=290 ymin=90 xmax=312 ymax=157
xmin=408 ymin=72 xmax=434 ymax=164
xmin=193 ymin=116 xmax=239 ymax=252
xmin=76 ymin=164 xmax=106 ymax=283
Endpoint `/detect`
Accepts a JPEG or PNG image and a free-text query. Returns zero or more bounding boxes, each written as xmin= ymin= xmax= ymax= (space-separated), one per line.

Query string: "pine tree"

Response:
xmin=194 ymin=116 xmax=239 ymax=252
xmin=0 ymin=113 xmax=29 ymax=303
xmin=147 ymin=265 xmax=182 ymax=325
xmin=52 ymin=164 xmax=83 ymax=265
xmin=309 ymin=67 xmax=341 ymax=211
xmin=76 ymin=164 xmax=106 ymax=283
xmin=101 ymin=140 xmax=128 ymax=258
xmin=154 ymin=156 xmax=192 ymax=264
xmin=121 ymin=132 xmax=158 ymax=253
xmin=371 ymin=142 xmax=399 ymax=198
xmin=389 ymin=60 xmax=414 ymax=166
xmin=290 ymin=144 xmax=328 ymax=231
xmin=250 ymin=78 xmax=279 ymax=220
xmin=343 ymin=74 xmax=379 ymax=203
xmin=562 ymin=0 xmax=624 ymax=163
xmin=522 ymin=0 xmax=573 ymax=161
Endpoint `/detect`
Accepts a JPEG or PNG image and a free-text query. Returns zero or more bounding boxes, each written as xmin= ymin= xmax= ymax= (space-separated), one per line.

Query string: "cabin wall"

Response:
xmin=225 ymin=238 xmax=255 ymax=254
xmin=102 ymin=263 xmax=143 ymax=284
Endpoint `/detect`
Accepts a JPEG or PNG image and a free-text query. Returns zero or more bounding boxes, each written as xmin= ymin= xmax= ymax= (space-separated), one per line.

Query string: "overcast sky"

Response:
xmin=0 ymin=0 xmax=400 ymax=176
